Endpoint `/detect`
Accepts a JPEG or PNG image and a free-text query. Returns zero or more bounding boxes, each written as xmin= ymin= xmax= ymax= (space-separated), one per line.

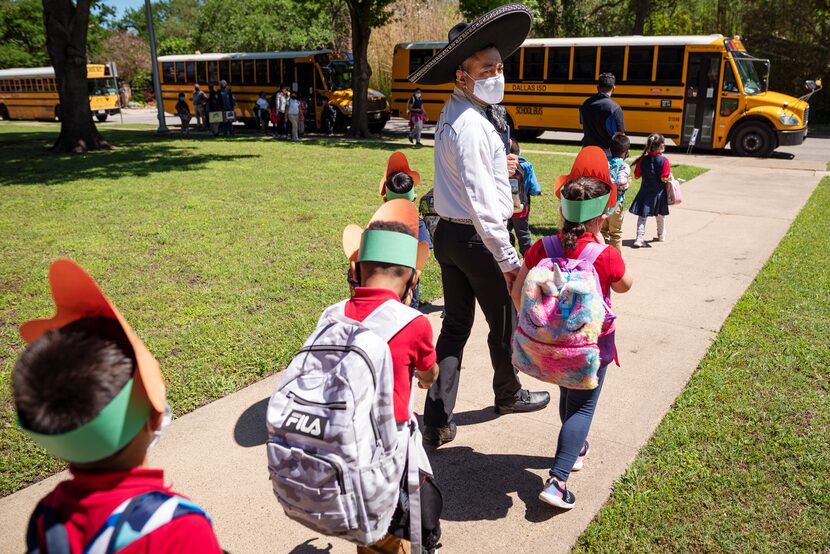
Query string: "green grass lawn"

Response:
xmin=576 ymin=177 xmax=830 ymax=552
xmin=0 ymin=122 xmax=705 ymax=496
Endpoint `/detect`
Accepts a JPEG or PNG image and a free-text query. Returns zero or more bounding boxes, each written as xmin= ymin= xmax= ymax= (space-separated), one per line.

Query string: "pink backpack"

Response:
xmin=512 ymin=236 xmax=615 ymax=390
xmin=666 ymin=176 xmax=683 ymax=205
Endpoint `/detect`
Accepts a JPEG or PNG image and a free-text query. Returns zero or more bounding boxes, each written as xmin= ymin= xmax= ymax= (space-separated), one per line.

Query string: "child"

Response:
xmin=629 ymin=133 xmax=671 ymax=247
xmin=601 ymin=134 xmax=632 ymax=252
xmin=511 ymin=147 xmax=633 ymax=510
xmin=419 ymin=187 xmax=439 ymax=244
xmin=13 ymin=259 xmax=222 ymax=553
xmin=379 ymin=151 xmax=432 ymax=309
xmin=406 ymin=88 xmax=427 ymax=146
xmin=175 ymin=92 xmax=191 ymax=137
xmin=506 ymin=138 xmax=541 ymax=256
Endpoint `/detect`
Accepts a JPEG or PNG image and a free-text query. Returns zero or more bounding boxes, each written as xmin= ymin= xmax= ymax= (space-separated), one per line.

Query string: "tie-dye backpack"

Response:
xmin=512 ymin=236 xmax=615 ymax=390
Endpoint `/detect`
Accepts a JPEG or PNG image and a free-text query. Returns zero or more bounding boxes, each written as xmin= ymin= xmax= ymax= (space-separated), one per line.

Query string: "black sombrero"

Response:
xmin=407 ymin=3 xmax=533 ymax=85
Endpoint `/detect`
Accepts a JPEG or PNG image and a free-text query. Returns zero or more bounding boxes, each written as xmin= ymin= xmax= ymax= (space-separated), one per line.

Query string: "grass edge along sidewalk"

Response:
xmin=575 ymin=177 xmax=830 ymax=552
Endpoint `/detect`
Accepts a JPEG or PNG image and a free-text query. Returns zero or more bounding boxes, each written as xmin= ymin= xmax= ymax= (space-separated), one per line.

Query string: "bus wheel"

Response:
xmin=55 ymin=105 xmax=61 ymax=121
xmin=731 ymin=122 xmax=775 ymax=157
xmin=368 ymin=121 xmax=387 ymax=134
xmin=96 ymin=114 xmax=108 ymax=122
xmin=0 ymin=104 xmax=8 ymax=120
xmin=516 ymin=129 xmax=544 ymax=141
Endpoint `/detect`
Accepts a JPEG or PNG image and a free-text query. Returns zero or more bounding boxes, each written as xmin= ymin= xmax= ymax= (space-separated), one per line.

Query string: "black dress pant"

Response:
xmin=424 ymin=219 xmax=522 ymax=427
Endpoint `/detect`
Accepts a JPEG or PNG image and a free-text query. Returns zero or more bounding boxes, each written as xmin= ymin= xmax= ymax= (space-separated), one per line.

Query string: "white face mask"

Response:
xmin=148 ymin=402 xmax=173 ymax=449
xmin=465 ymin=72 xmax=505 ymax=105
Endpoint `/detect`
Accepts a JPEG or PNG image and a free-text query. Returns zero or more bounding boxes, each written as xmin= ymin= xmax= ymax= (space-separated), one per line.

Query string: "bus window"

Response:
xmin=408 ymin=49 xmax=433 ymax=76
xmin=269 ymin=59 xmax=281 ymax=85
xmin=231 ymin=60 xmax=242 ymax=84
xmin=722 ymin=61 xmax=738 ymax=93
xmin=208 ymin=61 xmax=220 ymax=84
xmin=219 ymin=61 xmax=230 ymax=83
xmin=626 ymin=46 xmax=654 ymax=82
xmin=522 ymin=47 xmax=545 ymax=81
xmin=176 ymin=62 xmax=186 ymax=83
xmin=656 ymin=46 xmax=684 ymax=82
xmin=573 ymin=47 xmax=597 ymax=80
xmin=547 ymin=47 xmax=570 ymax=82
xmin=163 ymin=62 xmax=175 ymax=83
xmin=504 ymin=50 xmax=520 ymax=81
xmin=243 ymin=60 xmax=255 ymax=84
xmin=256 ymin=59 xmax=268 ymax=85
xmin=284 ymin=59 xmax=295 ymax=85
xmin=186 ymin=62 xmax=196 ymax=83
xmin=599 ymin=46 xmax=624 ymax=81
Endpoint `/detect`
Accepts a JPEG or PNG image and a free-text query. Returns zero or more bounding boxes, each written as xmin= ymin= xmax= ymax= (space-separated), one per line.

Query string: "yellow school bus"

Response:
xmin=158 ymin=50 xmax=391 ymax=132
xmin=0 ymin=64 xmax=120 ymax=122
xmin=392 ymin=35 xmax=816 ymax=156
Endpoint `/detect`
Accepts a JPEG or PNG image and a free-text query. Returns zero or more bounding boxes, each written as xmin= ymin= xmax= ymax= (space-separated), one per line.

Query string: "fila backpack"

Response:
xmin=266 ymin=299 xmax=420 ymax=547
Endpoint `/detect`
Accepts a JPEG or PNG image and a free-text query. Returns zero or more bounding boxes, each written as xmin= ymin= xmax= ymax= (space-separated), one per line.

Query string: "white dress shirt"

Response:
xmin=434 ymin=88 xmax=520 ymax=272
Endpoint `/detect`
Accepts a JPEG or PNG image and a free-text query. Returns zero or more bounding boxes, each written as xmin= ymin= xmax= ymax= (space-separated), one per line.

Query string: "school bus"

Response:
xmin=157 ymin=50 xmax=391 ymax=132
xmin=392 ymin=35 xmax=817 ymax=156
xmin=0 ymin=64 xmax=120 ymax=122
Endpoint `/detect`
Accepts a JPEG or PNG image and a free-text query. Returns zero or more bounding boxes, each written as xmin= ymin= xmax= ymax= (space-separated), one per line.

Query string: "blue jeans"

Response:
xmin=550 ymin=364 xmax=608 ymax=481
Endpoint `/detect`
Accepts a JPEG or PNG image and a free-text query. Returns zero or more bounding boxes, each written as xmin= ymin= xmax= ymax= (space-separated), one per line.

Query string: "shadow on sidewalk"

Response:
xmin=287 ymin=538 xmax=335 ymax=553
xmin=234 ymin=397 xmax=269 ymax=447
xmin=428 ymin=446 xmax=564 ymax=523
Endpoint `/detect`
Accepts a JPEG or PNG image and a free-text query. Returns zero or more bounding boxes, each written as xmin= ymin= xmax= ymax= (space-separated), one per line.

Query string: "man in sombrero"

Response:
xmin=408 ymin=4 xmax=550 ymax=447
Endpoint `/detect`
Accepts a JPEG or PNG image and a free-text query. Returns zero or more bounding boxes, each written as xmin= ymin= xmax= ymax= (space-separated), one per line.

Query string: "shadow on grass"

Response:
xmin=0 ymin=129 xmax=257 ymax=186
xmin=529 ymin=223 xmax=560 ymax=237
xmin=428 ymin=445 xmax=562 ymax=523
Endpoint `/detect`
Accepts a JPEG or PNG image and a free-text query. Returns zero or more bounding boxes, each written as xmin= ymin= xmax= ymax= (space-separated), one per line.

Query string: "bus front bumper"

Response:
xmin=778 ymin=127 xmax=807 ymax=146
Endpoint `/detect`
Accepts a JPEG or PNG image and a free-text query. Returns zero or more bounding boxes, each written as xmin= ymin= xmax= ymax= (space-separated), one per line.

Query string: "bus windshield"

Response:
xmin=88 ymin=77 xmax=117 ymax=97
xmin=733 ymin=53 xmax=769 ymax=95
xmin=327 ymin=61 xmax=353 ymax=91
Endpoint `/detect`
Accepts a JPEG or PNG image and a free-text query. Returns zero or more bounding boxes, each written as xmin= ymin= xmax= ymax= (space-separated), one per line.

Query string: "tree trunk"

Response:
xmin=42 ymin=0 xmax=110 ymax=153
xmin=632 ymin=0 xmax=650 ymax=35
xmin=347 ymin=1 xmax=372 ymax=138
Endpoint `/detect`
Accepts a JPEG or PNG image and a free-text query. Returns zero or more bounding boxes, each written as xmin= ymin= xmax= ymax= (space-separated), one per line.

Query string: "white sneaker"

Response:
xmin=632 ymin=238 xmax=645 ymax=248
xmin=653 ymin=235 xmax=666 ymax=242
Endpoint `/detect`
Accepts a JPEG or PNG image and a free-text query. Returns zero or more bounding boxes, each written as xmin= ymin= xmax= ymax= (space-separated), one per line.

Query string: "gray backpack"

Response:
xmin=266 ymin=299 xmax=424 ymax=548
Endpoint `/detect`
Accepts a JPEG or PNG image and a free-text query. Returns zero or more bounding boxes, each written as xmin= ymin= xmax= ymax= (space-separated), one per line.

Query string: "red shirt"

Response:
xmin=35 ymin=467 xmax=222 ymax=553
xmin=523 ymin=232 xmax=626 ymax=296
xmin=344 ymin=288 xmax=436 ymax=423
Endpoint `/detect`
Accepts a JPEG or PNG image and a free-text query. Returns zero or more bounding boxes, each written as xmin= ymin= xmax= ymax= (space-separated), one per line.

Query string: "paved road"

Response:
xmin=1 ymin=121 xmax=828 ymax=553
xmin=108 ymin=109 xmax=829 ymax=164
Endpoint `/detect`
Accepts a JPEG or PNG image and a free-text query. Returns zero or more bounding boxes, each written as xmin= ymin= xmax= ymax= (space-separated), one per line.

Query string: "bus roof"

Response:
xmin=158 ymin=50 xmax=343 ymax=62
xmin=0 ymin=66 xmax=56 ymax=79
xmin=397 ymin=35 xmax=725 ymax=50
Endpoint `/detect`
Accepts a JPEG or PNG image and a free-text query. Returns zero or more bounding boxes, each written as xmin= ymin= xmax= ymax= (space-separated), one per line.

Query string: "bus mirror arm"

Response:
xmin=799 ymin=79 xmax=823 ymax=102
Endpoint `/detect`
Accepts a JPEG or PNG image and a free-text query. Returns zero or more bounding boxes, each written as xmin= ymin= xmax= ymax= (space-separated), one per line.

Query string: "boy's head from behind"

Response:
xmin=610 ymin=134 xmax=630 ymax=159
xmin=509 ymin=138 xmax=521 ymax=156
xmin=13 ymin=259 xmax=167 ymax=469
xmin=379 ymin=152 xmax=420 ymax=202
xmin=386 ymin=172 xmax=414 ymax=198
xmin=358 ymin=221 xmax=418 ymax=298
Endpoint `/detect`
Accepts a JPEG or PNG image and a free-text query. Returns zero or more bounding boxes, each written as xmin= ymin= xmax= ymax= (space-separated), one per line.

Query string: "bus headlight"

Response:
xmin=779 ymin=114 xmax=799 ymax=126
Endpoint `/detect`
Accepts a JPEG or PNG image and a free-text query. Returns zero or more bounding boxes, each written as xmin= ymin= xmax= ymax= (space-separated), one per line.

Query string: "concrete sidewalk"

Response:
xmin=1 ymin=154 xmax=826 ymax=553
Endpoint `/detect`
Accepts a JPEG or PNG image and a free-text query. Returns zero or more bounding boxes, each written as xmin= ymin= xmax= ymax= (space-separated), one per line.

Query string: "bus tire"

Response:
xmin=55 ymin=105 xmax=61 ymax=121
xmin=368 ymin=121 xmax=386 ymax=134
xmin=96 ymin=114 xmax=108 ymax=122
xmin=731 ymin=121 xmax=776 ymax=157
xmin=0 ymin=104 xmax=8 ymax=120
xmin=516 ymin=129 xmax=544 ymax=141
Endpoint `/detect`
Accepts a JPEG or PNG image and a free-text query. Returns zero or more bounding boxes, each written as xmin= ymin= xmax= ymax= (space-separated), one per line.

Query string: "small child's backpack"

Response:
xmin=512 ymin=236 xmax=615 ymax=390
xmin=266 ymin=299 xmax=423 ymax=548
xmin=419 ymin=188 xmax=439 ymax=242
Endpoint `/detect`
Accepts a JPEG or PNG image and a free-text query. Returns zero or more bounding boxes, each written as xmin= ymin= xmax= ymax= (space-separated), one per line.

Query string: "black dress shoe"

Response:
xmin=495 ymin=389 xmax=551 ymax=414
xmin=422 ymin=422 xmax=457 ymax=447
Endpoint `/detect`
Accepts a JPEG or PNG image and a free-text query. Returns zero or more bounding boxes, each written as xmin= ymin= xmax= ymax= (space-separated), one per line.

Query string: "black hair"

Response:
xmin=414 ymin=87 xmax=421 ymax=92
xmin=598 ymin=72 xmax=616 ymax=91
xmin=386 ymin=171 xmax=414 ymax=195
xmin=633 ymin=132 xmax=666 ymax=168
xmin=560 ymin=176 xmax=611 ymax=250
xmin=509 ymin=138 xmax=521 ymax=155
xmin=610 ymin=134 xmax=630 ymax=158
xmin=12 ymin=317 xmax=136 ymax=435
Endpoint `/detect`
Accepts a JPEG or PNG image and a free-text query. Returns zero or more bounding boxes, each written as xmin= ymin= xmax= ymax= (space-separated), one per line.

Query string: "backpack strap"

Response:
xmin=26 ymin=502 xmax=71 ymax=554
xmin=541 ymin=235 xmax=564 ymax=259
xmin=576 ymin=242 xmax=609 ymax=301
xmin=360 ymin=299 xmax=421 ymax=343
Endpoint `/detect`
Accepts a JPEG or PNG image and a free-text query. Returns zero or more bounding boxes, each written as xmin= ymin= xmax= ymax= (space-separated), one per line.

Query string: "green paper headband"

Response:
xmin=385 ymin=189 xmax=416 ymax=202
xmin=358 ymin=230 xmax=418 ymax=268
xmin=20 ymin=377 xmax=151 ymax=463
xmin=561 ymin=193 xmax=611 ymax=223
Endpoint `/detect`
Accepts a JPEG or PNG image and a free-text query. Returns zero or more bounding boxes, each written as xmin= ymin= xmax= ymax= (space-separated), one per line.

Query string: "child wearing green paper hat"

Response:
xmin=511 ymin=148 xmax=633 ymax=511
xmin=12 ymin=259 xmax=222 ymax=553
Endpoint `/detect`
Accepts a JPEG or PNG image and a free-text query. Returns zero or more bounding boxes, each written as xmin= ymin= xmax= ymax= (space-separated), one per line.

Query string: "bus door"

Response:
xmin=682 ymin=52 xmax=721 ymax=148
